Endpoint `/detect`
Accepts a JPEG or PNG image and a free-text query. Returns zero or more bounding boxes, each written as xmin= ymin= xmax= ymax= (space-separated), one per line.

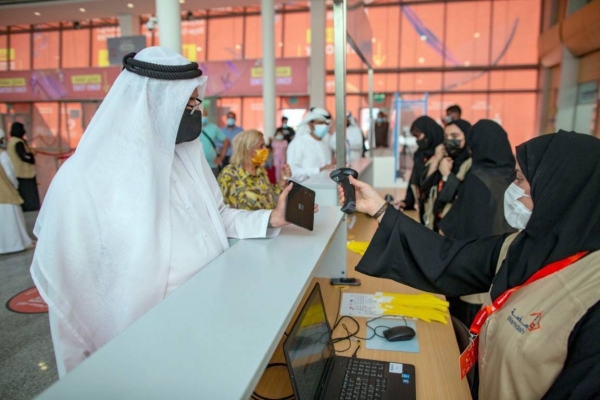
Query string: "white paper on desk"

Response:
xmin=340 ymin=293 xmax=383 ymax=317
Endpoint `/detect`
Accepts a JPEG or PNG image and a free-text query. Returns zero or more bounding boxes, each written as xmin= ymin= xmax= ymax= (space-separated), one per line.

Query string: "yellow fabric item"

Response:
xmin=374 ymin=292 xmax=450 ymax=324
xmin=251 ymin=148 xmax=270 ymax=166
xmin=347 ymin=241 xmax=369 ymax=256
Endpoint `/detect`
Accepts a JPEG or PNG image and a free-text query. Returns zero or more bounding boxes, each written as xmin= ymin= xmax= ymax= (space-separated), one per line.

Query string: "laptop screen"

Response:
xmin=283 ymin=284 xmax=334 ymax=400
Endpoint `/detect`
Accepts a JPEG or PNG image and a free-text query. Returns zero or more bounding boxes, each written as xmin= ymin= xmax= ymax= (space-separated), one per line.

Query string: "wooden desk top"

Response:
xmin=252 ymin=212 xmax=471 ymax=400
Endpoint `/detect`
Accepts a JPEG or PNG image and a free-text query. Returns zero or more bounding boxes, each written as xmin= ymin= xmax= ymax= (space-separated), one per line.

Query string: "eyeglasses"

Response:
xmin=185 ymin=97 xmax=202 ymax=115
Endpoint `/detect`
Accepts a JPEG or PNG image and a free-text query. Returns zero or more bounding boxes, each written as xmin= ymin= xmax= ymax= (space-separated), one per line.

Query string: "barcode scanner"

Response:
xmin=330 ymin=168 xmax=359 ymax=214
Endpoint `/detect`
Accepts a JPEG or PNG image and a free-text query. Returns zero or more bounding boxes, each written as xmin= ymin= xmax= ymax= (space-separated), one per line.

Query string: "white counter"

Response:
xmin=35 ymin=206 xmax=347 ymax=400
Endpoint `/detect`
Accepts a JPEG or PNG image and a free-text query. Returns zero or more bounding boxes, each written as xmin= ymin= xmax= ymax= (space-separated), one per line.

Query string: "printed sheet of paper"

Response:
xmin=340 ymin=293 xmax=383 ymax=317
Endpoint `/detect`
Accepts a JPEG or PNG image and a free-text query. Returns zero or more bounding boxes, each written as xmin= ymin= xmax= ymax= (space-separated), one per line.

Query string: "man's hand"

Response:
xmin=320 ymin=163 xmax=337 ymax=172
xmin=214 ymin=155 xmax=224 ymax=166
xmin=337 ymin=176 xmax=386 ymax=217
xmin=269 ymin=182 xmax=319 ymax=228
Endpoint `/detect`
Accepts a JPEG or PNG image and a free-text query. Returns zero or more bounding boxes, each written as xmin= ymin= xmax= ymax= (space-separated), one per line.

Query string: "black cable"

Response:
xmin=251 ymin=363 xmax=295 ymax=400
xmin=122 ymin=52 xmax=203 ymax=80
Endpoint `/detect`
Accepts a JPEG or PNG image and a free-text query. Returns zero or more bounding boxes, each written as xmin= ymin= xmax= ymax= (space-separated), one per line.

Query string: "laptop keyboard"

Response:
xmin=340 ymin=359 xmax=387 ymax=400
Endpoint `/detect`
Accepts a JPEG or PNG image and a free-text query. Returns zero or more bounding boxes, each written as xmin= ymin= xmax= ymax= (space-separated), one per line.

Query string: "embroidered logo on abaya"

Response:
xmin=528 ymin=312 xmax=542 ymax=331
xmin=507 ymin=309 xmax=542 ymax=334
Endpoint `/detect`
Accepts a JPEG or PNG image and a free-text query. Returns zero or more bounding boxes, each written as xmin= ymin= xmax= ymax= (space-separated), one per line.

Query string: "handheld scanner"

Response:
xmin=330 ymin=168 xmax=359 ymax=214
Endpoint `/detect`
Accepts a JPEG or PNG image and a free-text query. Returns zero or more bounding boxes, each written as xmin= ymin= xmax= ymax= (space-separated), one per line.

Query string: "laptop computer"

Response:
xmin=283 ymin=283 xmax=416 ymax=400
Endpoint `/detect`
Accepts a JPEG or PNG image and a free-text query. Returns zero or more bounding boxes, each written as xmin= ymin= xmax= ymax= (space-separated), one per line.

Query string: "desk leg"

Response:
xmin=314 ymin=217 xmax=347 ymax=278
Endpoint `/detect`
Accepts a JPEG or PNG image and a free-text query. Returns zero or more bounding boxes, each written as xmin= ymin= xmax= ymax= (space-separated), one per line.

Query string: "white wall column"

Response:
xmin=310 ymin=0 xmax=326 ymax=108
xmin=118 ymin=14 xmax=141 ymax=36
xmin=261 ymin=0 xmax=276 ymax=138
xmin=155 ymin=0 xmax=181 ymax=54
xmin=555 ymin=47 xmax=579 ymax=131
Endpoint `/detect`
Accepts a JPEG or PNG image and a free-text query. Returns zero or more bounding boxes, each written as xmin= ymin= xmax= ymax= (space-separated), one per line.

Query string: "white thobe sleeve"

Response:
xmin=0 ymin=152 xmax=18 ymax=188
xmin=287 ymin=140 xmax=319 ymax=182
xmin=204 ymin=156 xmax=280 ymax=239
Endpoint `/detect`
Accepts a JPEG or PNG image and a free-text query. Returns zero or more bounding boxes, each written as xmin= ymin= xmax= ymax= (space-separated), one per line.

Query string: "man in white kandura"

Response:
xmin=286 ymin=110 xmax=337 ymax=182
xmin=30 ymin=47 xmax=309 ymax=377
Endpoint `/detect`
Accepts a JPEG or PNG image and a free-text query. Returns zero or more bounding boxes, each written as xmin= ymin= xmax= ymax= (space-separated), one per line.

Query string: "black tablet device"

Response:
xmin=285 ymin=181 xmax=315 ymax=231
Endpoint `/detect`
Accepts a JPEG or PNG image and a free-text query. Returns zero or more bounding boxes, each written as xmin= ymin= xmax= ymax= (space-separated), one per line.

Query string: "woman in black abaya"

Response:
xmin=7 ymin=122 xmax=40 ymax=211
xmin=340 ymin=131 xmax=600 ymax=399
xmin=397 ymin=116 xmax=444 ymax=223
xmin=439 ymin=120 xmax=517 ymax=325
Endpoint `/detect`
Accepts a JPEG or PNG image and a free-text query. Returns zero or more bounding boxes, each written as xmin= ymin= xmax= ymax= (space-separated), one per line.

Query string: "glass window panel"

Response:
xmin=443 ymin=71 xmax=489 ymax=92
xmin=10 ymin=33 xmax=31 ymax=70
xmin=241 ymin=97 xmax=264 ymax=132
xmin=441 ymin=93 xmax=489 ymax=124
xmin=0 ymin=34 xmax=7 ymax=71
xmin=490 ymin=70 xmax=538 ymax=90
xmin=400 ymin=4 xmax=444 ymax=68
xmin=326 ymin=74 xmax=361 ymax=94
xmin=181 ymin=19 xmax=206 ymax=62
xmin=283 ymin=12 xmax=310 ymax=58
xmin=33 ymin=30 xmax=59 ymax=69
xmin=244 ymin=15 xmax=263 ymax=59
xmin=366 ymin=6 xmax=401 ymax=68
xmin=491 ymin=0 xmax=541 ymax=66
xmin=32 ymin=102 xmax=59 ymax=201
xmin=488 ymin=93 xmax=537 ymax=147
xmin=62 ymin=29 xmax=90 ymax=68
xmin=207 ymin=17 xmax=244 ymax=61
xmin=92 ymin=26 xmax=120 ymax=67
xmin=360 ymin=73 xmax=399 ymax=94
xmin=445 ymin=2 xmax=492 ymax=67
xmin=399 ymin=72 xmax=443 ymax=93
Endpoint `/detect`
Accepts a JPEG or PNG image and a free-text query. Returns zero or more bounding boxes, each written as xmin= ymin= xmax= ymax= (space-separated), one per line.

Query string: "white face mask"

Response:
xmin=313 ymin=124 xmax=329 ymax=139
xmin=504 ymin=183 xmax=532 ymax=230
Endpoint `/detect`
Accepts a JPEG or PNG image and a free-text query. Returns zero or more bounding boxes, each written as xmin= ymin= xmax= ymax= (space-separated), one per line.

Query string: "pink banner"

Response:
xmin=0 ymin=57 xmax=308 ymax=102
xmin=200 ymin=58 xmax=309 ymax=96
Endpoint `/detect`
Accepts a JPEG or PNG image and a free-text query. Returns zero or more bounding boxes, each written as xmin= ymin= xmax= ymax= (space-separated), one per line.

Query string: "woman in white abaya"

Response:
xmin=0 ymin=129 xmax=34 ymax=254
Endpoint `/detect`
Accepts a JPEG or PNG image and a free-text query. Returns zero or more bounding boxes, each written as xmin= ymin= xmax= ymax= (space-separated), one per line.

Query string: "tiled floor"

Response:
xmin=0 ymin=212 xmax=58 ymax=400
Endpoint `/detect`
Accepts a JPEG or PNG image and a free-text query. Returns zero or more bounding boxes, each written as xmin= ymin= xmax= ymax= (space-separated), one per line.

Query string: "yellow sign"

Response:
xmin=0 ymin=48 xmax=15 ymax=62
xmin=182 ymin=44 xmax=197 ymax=62
xmin=98 ymin=49 xmax=109 ymax=67
xmin=0 ymin=77 xmax=26 ymax=87
xmin=71 ymin=75 xmax=101 ymax=84
xmin=251 ymin=66 xmax=292 ymax=78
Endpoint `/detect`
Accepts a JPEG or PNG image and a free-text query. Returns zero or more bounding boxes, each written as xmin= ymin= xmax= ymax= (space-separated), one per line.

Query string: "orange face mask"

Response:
xmin=251 ymin=148 xmax=270 ymax=166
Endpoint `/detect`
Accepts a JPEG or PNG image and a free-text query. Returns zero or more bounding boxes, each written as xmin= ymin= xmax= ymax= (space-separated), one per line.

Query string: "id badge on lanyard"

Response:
xmin=458 ymin=251 xmax=588 ymax=379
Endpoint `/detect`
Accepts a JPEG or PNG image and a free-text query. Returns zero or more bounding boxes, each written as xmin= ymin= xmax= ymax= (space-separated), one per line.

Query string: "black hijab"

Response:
xmin=409 ymin=116 xmax=444 ymax=185
xmin=491 ymin=130 xmax=600 ymax=300
xmin=439 ymin=120 xmax=516 ymax=239
xmin=445 ymin=119 xmax=471 ymax=174
xmin=10 ymin=122 xmax=25 ymax=139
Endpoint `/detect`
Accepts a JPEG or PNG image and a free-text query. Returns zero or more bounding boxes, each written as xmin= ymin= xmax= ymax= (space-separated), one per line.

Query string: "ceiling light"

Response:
xmin=34 ymin=12 xmax=41 ymax=16
xmin=371 ymin=38 xmax=376 ymax=43
xmin=474 ymin=32 xmax=480 ymax=39
xmin=420 ymin=35 xmax=427 ymax=41
xmin=179 ymin=0 xmax=185 ymax=3
xmin=235 ymin=44 xmax=241 ymax=50
xmin=127 ymin=3 xmax=135 ymax=8
xmin=278 ymin=42 xmax=283 ymax=47
xmin=418 ymin=57 xmax=424 ymax=64
xmin=196 ymin=46 xmax=202 ymax=52
xmin=79 ymin=8 xmax=86 ymax=12
xmin=464 ymin=61 xmax=471 ymax=67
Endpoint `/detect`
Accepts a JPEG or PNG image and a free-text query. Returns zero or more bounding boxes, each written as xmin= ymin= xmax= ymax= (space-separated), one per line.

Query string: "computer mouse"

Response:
xmin=382 ymin=326 xmax=416 ymax=342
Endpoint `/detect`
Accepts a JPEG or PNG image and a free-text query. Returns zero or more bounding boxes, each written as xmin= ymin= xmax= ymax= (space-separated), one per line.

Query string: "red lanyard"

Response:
xmin=469 ymin=251 xmax=589 ymax=335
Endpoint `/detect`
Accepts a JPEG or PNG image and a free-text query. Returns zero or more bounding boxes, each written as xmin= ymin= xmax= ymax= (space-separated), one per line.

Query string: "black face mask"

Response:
xmin=444 ymin=139 xmax=462 ymax=157
xmin=416 ymin=137 xmax=429 ymax=150
xmin=176 ymin=109 xmax=203 ymax=144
